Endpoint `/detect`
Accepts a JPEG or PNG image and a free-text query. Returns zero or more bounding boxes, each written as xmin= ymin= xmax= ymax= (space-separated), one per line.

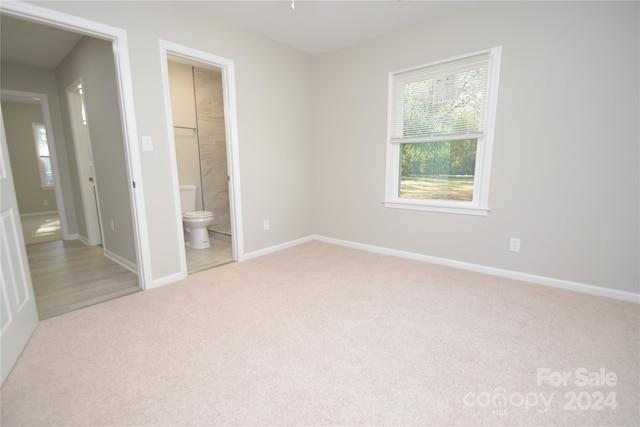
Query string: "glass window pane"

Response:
xmin=33 ymin=124 xmax=53 ymax=187
xmin=39 ymin=141 xmax=49 ymax=157
xmin=43 ymin=158 xmax=54 ymax=185
xmin=400 ymin=139 xmax=477 ymax=201
xmin=36 ymin=126 xmax=50 ymax=156
xmin=402 ymin=66 xmax=488 ymax=138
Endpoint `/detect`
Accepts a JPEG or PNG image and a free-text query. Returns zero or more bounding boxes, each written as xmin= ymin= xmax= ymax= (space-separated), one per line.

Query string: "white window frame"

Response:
xmin=384 ymin=47 xmax=502 ymax=216
xmin=31 ymin=122 xmax=53 ymax=189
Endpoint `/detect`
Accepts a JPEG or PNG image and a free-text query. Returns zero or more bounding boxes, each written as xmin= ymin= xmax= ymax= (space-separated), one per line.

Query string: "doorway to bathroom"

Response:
xmin=160 ymin=42 xmax=243 ymax=275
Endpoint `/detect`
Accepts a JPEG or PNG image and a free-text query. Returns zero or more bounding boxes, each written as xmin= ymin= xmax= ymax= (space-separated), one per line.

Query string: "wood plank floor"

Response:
xmin=20 ymin=212 xmax=62 ymax=245
xmin=26 ymin=240 xmax=140 ymax=320
xmin=27 ymin=233 xmax=234 ymax=319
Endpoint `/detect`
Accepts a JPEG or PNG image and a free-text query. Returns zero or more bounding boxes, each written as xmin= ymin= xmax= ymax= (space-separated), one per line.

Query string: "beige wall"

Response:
xmin=311 ymin=1 xmax=639 ymax=293
xmin=56 ymin=36 xmax=137 ymax=266
xmin=1 ymin=101 xmax=58 ymax=214
xmin=0 ymin=62 xmax=79 ymax=235
xmin=29 ymin=1 xmax=638 ymax=294
xmin=33 ymin=0 xmax=314 ymax=281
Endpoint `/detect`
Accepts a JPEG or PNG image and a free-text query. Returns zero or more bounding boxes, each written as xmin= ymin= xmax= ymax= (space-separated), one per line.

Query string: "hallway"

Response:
xmin=26 ymin=240 xmax=139 ymax=320
xmin=20 ymin=212 xmax=62 ymax=245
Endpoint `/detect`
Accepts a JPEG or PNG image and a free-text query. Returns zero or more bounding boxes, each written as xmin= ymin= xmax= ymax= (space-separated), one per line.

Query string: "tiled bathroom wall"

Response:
xmin=193 ymin=67 xmax=231 ymax=236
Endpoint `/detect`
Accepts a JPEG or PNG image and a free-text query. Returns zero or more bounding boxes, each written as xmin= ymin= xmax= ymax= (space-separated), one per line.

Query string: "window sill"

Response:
xmin=383 ymin=200 xmax=489 ymax=216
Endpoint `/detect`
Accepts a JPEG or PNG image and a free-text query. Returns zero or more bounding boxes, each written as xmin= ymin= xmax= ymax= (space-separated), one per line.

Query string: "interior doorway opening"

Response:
xmin=66 ymin=80 xmax=103 ymax=246
xmin=0 ymin=90 xmax=69 ymax=243
xmin=168 ymin=58 xmax=233 ymax=274
xmin=0 ymin=3 xmax=149 ymax=320
xmin=159 ymin=40 xmax=244 ymax=276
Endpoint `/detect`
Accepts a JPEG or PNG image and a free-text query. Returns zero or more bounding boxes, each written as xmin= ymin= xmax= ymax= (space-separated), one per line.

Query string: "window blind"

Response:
xmin=390 ymin=52 xmax=491 ymax=142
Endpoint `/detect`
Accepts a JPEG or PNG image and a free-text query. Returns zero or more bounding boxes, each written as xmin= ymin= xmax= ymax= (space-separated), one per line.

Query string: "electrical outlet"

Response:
xmin=263 ymin=219 xmax=270 ymax=231
xmin=43 ymin=199 xmax=49 ymax=206
xmin=509 ymin=238 xmax=521 ymax=252
xmin=110 ymin=220 xmax=115 ymax=232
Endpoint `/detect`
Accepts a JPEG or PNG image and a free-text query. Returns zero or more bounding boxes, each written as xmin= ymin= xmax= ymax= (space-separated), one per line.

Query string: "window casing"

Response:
xmin=32 ymin=123 xmax=53 ymax=188
xmin=384 ymin=47 xmax=501 ymax=215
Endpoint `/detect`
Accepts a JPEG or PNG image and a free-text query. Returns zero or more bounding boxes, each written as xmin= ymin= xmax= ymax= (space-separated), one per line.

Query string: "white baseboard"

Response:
xmin=241 ymin=235 xmax=315 ymax=261
xmin=311 ymin=235 xmax=639 ymax=304
xmin=237 ymin=234 xmax=638 ymax=303
xmin=146 ymin=271 xmax=187 ymax=290
xmin=20 ymin=210 xmax=58 ymax=218
xmin=63 ymin=233 xmax=79 ymax=241
xmin=145 ymin=237 xmax=313 ymax=290
xmin=147 ymin=236 xmax=314 ymax=290
xmin=142 ymin=233 xmax=638 ymax=303
xmin=104 ymin=249 xmax=138 ymax=274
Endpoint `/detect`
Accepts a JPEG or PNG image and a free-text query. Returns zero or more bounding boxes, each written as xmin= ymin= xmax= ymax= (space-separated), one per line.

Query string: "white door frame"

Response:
xmin=1 ymin=1 xmax=151 ymax=288
xmin=66 ymin=79 xmax=103 ymax=246
xmin=158 ymin=40 xmax=244 ymax=277
xmin=0 ymin=89 xmax=72 ymax=240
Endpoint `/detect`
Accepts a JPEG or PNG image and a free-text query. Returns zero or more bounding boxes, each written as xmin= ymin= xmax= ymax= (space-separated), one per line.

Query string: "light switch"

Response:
xmin=142 ymin=135 xmax=154 ymax=152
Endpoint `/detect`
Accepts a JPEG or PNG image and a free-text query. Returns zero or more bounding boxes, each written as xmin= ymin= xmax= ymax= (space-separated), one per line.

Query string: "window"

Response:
xmin=384 ymin=47 xmax=501 ymax=215
xmin=32 ymin=123 xmax=53 ymax=188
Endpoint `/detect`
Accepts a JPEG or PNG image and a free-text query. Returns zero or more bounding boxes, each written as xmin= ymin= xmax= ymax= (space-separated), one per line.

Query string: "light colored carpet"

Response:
xmin=20 ymin=213 xmax=61 ymax=245
xmin=1 ymin=241 xmax=638 ymax=426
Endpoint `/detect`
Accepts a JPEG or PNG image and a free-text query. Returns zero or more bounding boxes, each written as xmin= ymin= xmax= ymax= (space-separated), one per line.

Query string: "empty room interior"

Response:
xmin=1 ymin=1 xmax=638 ymax=425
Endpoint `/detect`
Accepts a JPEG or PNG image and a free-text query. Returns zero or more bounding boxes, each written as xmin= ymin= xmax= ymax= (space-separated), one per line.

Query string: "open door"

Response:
xmin=67 ymin=80 xmax=102 ymax=246
xmin=0 ymin=107 xmax=39 ymax=385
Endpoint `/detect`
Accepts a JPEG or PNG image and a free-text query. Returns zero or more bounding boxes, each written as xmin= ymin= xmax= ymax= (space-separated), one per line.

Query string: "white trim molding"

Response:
xmin=104 ymin=249 xmax=137 ymax=274
xmin=19 ymin=211 xmax=58 ymax=218
xmin=312 ymin=235 xmax=639 ymax=303
xmin=240 ymin=234 xmax=639 ymax=304
xmin=1 ymin=0 xmax=151 ymax=290
xmin=146 ymin=271 xmax=187 ymax=290
xmin=242 ymin=236 xmax=315 ymax=261
xmin=149 ymin=236 xmax=315 ymax=288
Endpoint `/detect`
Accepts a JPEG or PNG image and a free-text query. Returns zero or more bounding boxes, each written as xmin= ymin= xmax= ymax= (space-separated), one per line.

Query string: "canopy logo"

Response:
xmin=463 ymin=367 xmax=618 ymax=416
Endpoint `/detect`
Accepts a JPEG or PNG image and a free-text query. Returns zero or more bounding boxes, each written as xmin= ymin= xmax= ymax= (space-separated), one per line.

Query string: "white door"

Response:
xmin=0 ymin=107 xmax=39 ymax=386
xmin=67 ymin=81 xmax=102 ymax=246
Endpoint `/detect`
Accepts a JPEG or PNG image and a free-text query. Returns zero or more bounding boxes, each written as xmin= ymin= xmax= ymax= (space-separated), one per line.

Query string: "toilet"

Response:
xmin=179 ymin=185 xmax=214 ymax=249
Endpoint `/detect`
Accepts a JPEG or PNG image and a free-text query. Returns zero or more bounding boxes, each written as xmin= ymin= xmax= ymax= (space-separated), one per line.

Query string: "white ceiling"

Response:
xmin=0 ymin=1 xmax=447 ymax=69
xmin=0 ymin=15 xmax=83 ymax=69
xmin=189 ymin=0 xmax=450 ymax=55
